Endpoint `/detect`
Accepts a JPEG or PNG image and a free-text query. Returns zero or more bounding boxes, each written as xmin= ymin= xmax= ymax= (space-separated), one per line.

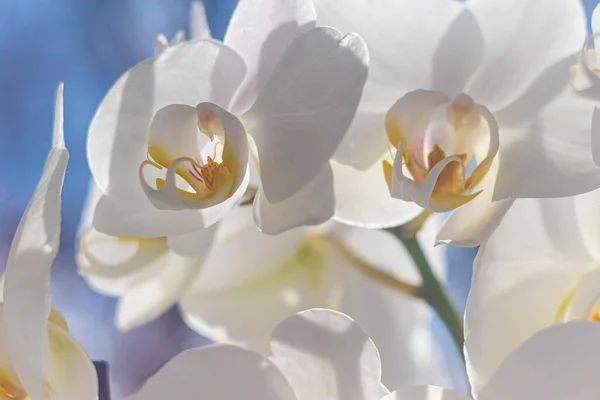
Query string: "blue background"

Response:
xmin=0 ymin=0 xmax=598 ymax=398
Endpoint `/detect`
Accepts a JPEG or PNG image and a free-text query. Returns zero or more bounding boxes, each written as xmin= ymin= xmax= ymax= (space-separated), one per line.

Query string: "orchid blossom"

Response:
xmin=312 ymin=0 xmax=600 ymax=246
xmin=0 ymin=84 xmax=98 ymax=400
xmin=78 ymin=180 xmax=450 ymax=390
xmin=464 ymin=189 xmax=600 ymax=396
xmin=87 ymin=0 xmax=368 ymax=251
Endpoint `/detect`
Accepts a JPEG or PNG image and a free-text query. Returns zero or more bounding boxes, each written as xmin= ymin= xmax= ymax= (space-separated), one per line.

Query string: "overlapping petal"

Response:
xmin=225 ymin=0 xmax=317 ymax=114
xmin=254 ymin=163 xmax=334 ymax=234
xmin=478 ymin=322 xmax=600 ymax=400
xmin=244 ymin=26 xmax=368 ymax=204
xmin=465 ymin=196 xmax=593 ymax=394
xmin=467 ymin=0 xmax=587 ymax=111
xmin=270 ymin=309 xmax=389 ymax=400
xmin=126 ymin=345 xmax=297 ymax=400
xmin=331 ymin=159 xmax=423 ymax=229
xmin=87 ymin=39 xmax=246 ymax=220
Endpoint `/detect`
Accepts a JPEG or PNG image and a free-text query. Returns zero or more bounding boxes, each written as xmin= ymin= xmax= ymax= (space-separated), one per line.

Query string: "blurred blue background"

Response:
xmin=0 ymin=0 xmax=598 ymax=398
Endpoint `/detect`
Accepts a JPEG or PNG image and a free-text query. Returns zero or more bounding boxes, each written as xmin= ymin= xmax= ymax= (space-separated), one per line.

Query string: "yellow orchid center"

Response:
xmin=0 ymin=371 xmax=26 ymax=400
xmin=588 ymin=298 xmax=600 ymax=322
xmin=141 ymin=106 xmax=240 ymax=206
xmin=384 ymin=92 xmax=499 ymax=212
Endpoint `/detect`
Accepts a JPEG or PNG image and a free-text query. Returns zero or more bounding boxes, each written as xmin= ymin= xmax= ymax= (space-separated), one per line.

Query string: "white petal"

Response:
xmin=465 ymin=197 xmax=592 ymax=395
xmin=467 ymin=0 xmax=586 ymax=111
xmin=331 ymin=158 xmax=423 ymax=229
xmin=254 ymin=163 xmax=334 ymax=235
xmin=167 ymin=224 xmax=218 ymax=258
xmin=186 ymin=207 xmax=305 ymax=293
xmin=571 ymin=189 xmax=600 ymax=259
xmin=592 ymin=108 xmax=600 ymax=166
xmin=3 ymin=84 xmax=69 ymax=400
xmin=126 ymin=345 xmax=297 ymax=400
xmin=92 ymin=194 xmax=205 ymax=237
xmin=45 ymin=323 xmax=98 ymax=400
xmin=88 ymin=39 xmax=246 ymax=209
xmin=314 ymin=0 xmax=461 ymax=168
xmin=245 ymin=27 xmax=368 ymax=204
xmin=491 ymin=86 xmax=600 ymax=201
xmin=494 ymin=55 xmax=577 ymax=127
xmin=385 ymin=90 xmax=450 ymax=151
xmin=313 ymin=0 xmax=461 ymax=99
xmin=338 ymin=229 xmax=450 ymax=390
xmin=190 ymin=1 xmax=211 ymax=39
xmin=179 ymin=215 xmax=339 ymax=351
xmin=436 ymin=171 xmax=514 ymax=248
xmin=478 ymin=322 xmax=600 ymax=400
xmin=115 ymin=249 xmax=207 ymax=331
xmin=382 ymin=386 xmax=471 ymax=400
xmin=431 ymin=9 xmax=484 ymax=97
xmin=269 ymin=309 xmax=389 ymax=400
xmin=332 ymin=112 xmax=390 ymax=170
xmin=225 ymin=0 xmax=316 ymax=114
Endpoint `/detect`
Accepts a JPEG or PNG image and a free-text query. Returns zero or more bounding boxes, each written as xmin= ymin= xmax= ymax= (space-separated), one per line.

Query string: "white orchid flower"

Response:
xmin=464 ymin=189 xmax=600 ymax=396
xmin=78 ymin=182 xmax=449 ymax=389
xmin=385 ymin=322 xmax=600 ymax=400
xmin=313 ymin=0 xmax=600 ymax=246
xmin=87 ymin=0 xmax=369 ymax=248
xmin=0 ymin=84 xmax=98 ymax=400
xmin=126 ymin=308 xmax=390 ymax=400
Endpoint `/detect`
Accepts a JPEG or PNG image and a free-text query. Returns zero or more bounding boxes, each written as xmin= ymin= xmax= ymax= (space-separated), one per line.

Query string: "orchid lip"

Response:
xmin=387 ymin=91 xmax=500 ymax=213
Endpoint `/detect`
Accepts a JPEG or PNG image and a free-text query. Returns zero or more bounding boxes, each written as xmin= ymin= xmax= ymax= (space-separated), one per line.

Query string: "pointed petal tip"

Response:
xmin=53 ymin=82 xmax=65 ymax=149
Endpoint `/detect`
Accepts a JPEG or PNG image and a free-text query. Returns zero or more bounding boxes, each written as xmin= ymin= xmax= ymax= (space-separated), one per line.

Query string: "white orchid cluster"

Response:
xmin=8 ymin=0 xmax=600 ymax=399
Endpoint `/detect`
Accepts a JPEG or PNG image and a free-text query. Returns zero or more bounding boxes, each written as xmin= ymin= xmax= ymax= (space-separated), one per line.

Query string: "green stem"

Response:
xmin=327 ymin=236 xmax=421 ymax=299
xmin=399 ymin=233 xmax=464 ymax=353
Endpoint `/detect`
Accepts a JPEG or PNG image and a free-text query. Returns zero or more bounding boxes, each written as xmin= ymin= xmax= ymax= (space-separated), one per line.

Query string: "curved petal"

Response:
xmin=338 ymin=229 xmax=450 ymax=390
xmin=126 ymin=345 xmax=297 ymax=400
xmin=225 ymin=0 xmax=316 ymax=114
xmin=254 ymin=163 xmax=334 ymax=235
xmin=332 ymin=111 xmax=390 ymax=170
xmin=190 ymin=1 xmax=211 ymax=39
xmin=436 ymin=165 xmax=514 ymax=248
xmin=167 ymin=223 xmax=218 ymax=258
xmin=115 ymin=250 xmax=207 ymax=331
xmin=3 ymin=84 xmax=69 ymax=400
xmin=46 ymin=323 xmax=98 ymax=400
xmin=572 ymin=189 xmax=600 ymax=260
xmin=478 ymin=322 xmax=600 ymax=400
xmin=140 ymin=103 xmax=249 ymax=217
xmin=465 ymin=197 xmax=592 ymax=395
xmin=385 ymin=90 xmax=450 ymax=151
xmin=314 ymin=0 xmax=462 ymax=168
xmin=245 ymin=27 xmax=368 ymax=204
xmin=431 ymin=9 xmax=484 ymax=97
xmin=331 ymin=158 xmax=423 ymax=229
xmin=270 ymin=309 xmax=389 ymax=400
xmin=467 ymin=0 xmax=586 ymax=111
xmin=491 ymin=87 xmax=600 ymax=201
xmin=179 ymin=219 xmax=338 ymax=352
xmin=383 ymin=386 xmax=471 ymax=400
xmin=88 ymin=39 xmax=246 ymax=208
xmin=313 ymin=0 xmax=461 ymax=101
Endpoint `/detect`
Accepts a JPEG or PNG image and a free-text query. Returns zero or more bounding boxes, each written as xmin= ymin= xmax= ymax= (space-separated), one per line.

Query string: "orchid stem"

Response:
xmin=391 ymin=219 xmax=464 ymax=353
